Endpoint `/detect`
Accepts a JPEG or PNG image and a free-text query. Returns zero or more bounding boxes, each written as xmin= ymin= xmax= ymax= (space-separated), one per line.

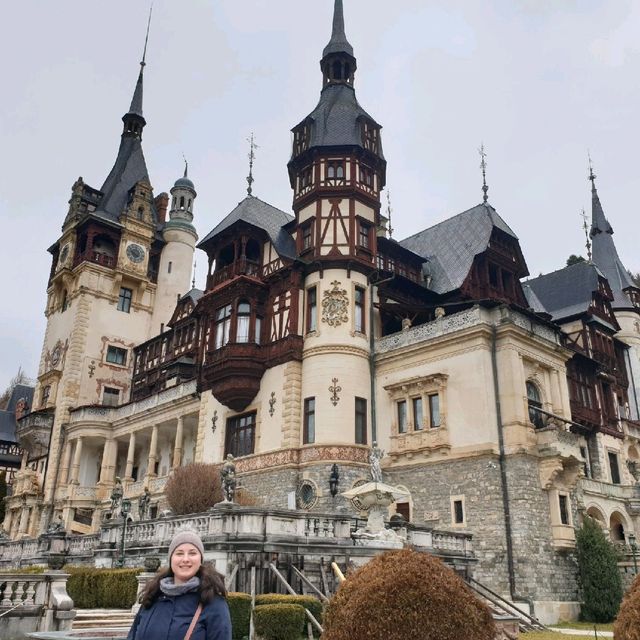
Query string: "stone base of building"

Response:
xmin=533 ymin=600 xmax=581 ymax=626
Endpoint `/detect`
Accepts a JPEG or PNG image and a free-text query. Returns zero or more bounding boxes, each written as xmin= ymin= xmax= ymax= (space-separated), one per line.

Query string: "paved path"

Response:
xmin=549 ymin=627 xmax=613 ymax=637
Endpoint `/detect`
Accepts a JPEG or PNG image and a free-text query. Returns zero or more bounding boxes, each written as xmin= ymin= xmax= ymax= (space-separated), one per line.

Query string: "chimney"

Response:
xmin=154 ymin=192 xmax=170 ymax=225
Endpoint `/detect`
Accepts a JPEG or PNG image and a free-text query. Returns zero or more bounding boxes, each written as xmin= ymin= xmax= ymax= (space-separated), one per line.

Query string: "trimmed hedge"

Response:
xmin=0 ymin=565 xmax=47 ymax=574
xmin=255 ymin=593 xmax=322 ymax=624
xmin=254 ymin=603 xmax=306 ymax=640
xmin=322 ymin=548 xmax=496 ymax=640
xmin=64 ymin=566 xmax=141 ymax=609
xmin=227 ymin=592 xmax=252 ymax=640
xmin=614 ymin=574 xmax=640 ymax=640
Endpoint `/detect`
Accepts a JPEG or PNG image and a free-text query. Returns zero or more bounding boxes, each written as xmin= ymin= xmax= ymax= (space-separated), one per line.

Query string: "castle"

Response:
xmin=4 ymin=0 xmax=640 ymax=623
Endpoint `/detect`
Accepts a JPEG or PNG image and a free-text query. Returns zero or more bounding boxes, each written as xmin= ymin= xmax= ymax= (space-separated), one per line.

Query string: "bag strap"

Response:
xmin=184 ymin=603 xmax=203 ymax=640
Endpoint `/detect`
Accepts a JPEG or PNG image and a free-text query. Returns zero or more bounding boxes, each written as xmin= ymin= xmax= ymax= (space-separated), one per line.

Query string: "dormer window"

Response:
xmin=302 ymin=223 xmax=314 ymax=252
xmin=362 ymin=122 xmax=379 ymax=154
xmin=298 ymin=165 xmax=314 ymax=195
xmin=294 ymin=125 xmax=310 ymax=156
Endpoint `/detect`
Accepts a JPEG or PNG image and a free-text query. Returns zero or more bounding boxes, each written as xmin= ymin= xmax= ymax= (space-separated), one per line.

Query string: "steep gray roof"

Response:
xmin=128 ymin=67 xmax=144 ymax=119
xmin=297 ymin=84 xmax=383 ymax=158
xmin=589 ymin=180 xmax=637 ymax=309
xmin=180 ymin=288 xmax=203 ymax=304
xmin=525 ymin=262 xmax=607 ymax=321
xmin=198 ymin=196 xmax=296 ymax=259
xmin=399 ymin=203 xmax=519 ymax=295
xmin=0 ymin=383 xmax=34 ymax=443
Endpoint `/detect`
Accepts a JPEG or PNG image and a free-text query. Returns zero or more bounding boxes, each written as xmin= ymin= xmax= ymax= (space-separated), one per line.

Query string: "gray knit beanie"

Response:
xmin=168 ymin=530 xmax=205 ymax=564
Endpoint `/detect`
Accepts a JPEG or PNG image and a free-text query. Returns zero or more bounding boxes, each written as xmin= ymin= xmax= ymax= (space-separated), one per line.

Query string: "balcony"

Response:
xmin=16 ymin=408 xmax=54 ymax=453
xmin=580 ymin=478 xmax=640 ymax=501
xmin=569 ymin=400 xmax=600 ymax=430
xmin=73 ymin=250 xmax=115 ymax=269
xmin=208 ymin=258 xmax=261 ymax=289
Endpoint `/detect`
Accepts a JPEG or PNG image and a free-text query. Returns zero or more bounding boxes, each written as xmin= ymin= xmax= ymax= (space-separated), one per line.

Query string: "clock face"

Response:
xmin=126 ymin=243 xmax=145 ymax=264
xmin=59 ymin=244 xmax=69 ymax=264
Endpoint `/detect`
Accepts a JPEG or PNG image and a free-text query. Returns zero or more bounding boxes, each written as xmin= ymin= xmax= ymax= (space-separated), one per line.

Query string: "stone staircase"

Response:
xmin=73 ymin=609 xmax=135 ymax=630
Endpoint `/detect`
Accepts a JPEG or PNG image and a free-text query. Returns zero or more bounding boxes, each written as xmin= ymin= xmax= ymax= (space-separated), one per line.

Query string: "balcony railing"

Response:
xmin=208 ymin=258 xmax=260 ymax=288
xmin=73 ymin=250 xmax=115 ymax=269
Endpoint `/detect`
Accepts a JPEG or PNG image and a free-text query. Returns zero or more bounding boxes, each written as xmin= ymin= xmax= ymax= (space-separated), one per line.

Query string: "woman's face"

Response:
xmin=171 ymin=543 xmax=202 ymax=584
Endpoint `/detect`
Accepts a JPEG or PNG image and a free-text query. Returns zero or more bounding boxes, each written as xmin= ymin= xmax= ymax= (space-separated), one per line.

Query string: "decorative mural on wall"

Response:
xmin=321 ymin=280 xmax=349 ymax=327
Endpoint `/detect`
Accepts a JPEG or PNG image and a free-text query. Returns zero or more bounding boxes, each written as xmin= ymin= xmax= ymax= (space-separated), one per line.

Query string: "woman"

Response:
xmin=127 ymin=530 xmax=232 ymax=640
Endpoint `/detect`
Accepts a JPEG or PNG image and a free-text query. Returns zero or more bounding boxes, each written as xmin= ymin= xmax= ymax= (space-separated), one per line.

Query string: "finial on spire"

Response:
xmin=587 ymin=150 xmax=596 ymax=186
xmin=192 ymin=260 xmax=197 ymax=290
xmin=246 ymin=133 xmax=258 ymax=196
xmin=580 ymin=208 xmax=592 ymax=261
xmin=386 ymin=190 xmax=394 ymax=238
xmin=479 ymin=144 xmax=489 ymax=203
xmin=323 ymin=0 xmax=354 ymax=58
xmin=182 ymin=153 xmax=188 ymax=178
xmin=141 ymin=4 xmax=153 ymax=68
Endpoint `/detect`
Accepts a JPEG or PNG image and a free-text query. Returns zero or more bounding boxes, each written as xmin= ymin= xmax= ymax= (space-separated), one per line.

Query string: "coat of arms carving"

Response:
xmin=322 ymin=280 xmax=349 ymax=327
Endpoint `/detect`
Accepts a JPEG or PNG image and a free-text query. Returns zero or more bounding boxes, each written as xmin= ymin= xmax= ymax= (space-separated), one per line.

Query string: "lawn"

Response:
xmin=554 ymin=621 xmax=614 ymax=632
xmin=525 ymin=633 xmax=598 ymax=640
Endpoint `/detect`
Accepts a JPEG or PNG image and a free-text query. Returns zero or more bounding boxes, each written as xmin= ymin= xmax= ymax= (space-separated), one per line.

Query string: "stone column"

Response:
xmin=146 ymin=426 xmax=159 ymax=479
xmin=20 ymin=449 xmax=29 ymax=471
xmin=18 ymin=505 xmax=30 ymax=536
xmin=125 ymin=432 xmax=136 ymax=481
xmin=172 ymin=417 xmax=184 ymax=470
xmin=551 ymin=369 xmax=564 ymax=416
xmin=69 ymin=437 xmax=84 ymax=485
xmin=60 ymin=441 xmax=73 ymax=485
xmin=99 ymin=438 xmax=117 ymax=484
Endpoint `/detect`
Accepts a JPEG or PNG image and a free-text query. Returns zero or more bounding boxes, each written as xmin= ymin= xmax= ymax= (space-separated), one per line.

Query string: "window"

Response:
xmin=354 ymin=286 xmax=365 ymax=333
xmin=168 ymin=261 xmax=172 ymax=274
xmin=106 ymin=345 xmax=127 ymax=366
xmin=306 ymin=287 xmax=317 ymax=333
xmin=580 ymin=446 xmax=592 ymax=479
xmin=102 ymin=387 xmax=120 ymax=407
xmin=302 ymin=224 xmax=313 ymax=251
xmin=117 ymin=287 xmax=132 ymax=313
xmin=358 ymin=222 xmax=370 ymax=249
xmin=452 ymin=498 xmax=465 ymax=525
xmin=41 ymin=385 xmax=51 ymax=408
xmin=397 ymin=400 xmax=407 ymax=434
xmin=214 ymin=304 xmax=232 ymax=349
xmin=355 ymin=397 xmax=367 ymax=444
xmin=326 ymin=160 xmax=345 ymax=181
xmin=225 ymin=412 xmax=256 ymax=458
xmin=428 ymin=394 xmax=440 ymax=428
xmin=413 ymin=397 xmax=423 ymax=431
xmin=608 ymin=451 xmax=621 ymax=485
xmin=303 ymin=398 xmax=315 ymax=444
xmin=236 ymin=301 xmax=250 ymax=343
xmin=526 ymin=381 xmax=544 ymax=428
xmin=61 ymin=289 xmax=69 ymax=312
xmin=255 ymin=317 xmax=262 ymax=345
xmin=558 ymin=494 xmax=570 ymax=525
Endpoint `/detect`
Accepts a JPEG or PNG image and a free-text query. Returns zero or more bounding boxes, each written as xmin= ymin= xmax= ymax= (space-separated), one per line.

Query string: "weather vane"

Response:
xmin=386 ymin=190 xmax=394 ymax=238
xmin=479 ymin=143 xmax=489 ymax=203
xmin=580 ymin=208 xmax=592 ymax=261
xmin=182 ymin=152 xmax=188 ymax=178
xmin=587 ymin=150 xmax=596 ymax=184
xmin=246 ymin=133 xmax=259 ymax=196
xmin=192 ymin=260 xmax=197 ymax=289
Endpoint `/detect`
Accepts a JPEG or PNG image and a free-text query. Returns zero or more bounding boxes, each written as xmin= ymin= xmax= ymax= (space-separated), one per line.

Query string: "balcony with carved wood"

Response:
xmin=207 ymin=258 xmax=261 ymax=290
xmin=73 ymin=250 xmax=115 ymax=269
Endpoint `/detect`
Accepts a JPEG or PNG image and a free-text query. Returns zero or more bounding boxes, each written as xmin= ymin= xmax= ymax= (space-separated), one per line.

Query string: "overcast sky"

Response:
xmin=1 ymin=0 xmax=639 ymax=391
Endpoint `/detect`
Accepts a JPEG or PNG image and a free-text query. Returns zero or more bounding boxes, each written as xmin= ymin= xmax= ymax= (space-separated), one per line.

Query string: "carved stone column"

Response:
xmin=146 ymin=426 xmax=159 ymax=479
xmin=125 ymin=432 xmax=136 ymax=481
xmin=172 ymin=417 xmax=184 ymax=470
xmin=69 ymin=437 xmax=84 ymax=485
xmin=18 ymin=505 xmax=30 ymax=535
xmin=60 ymin=441 xmax=73 ymax=485
xmin=98 ymin=438 xmax=117 ymax=484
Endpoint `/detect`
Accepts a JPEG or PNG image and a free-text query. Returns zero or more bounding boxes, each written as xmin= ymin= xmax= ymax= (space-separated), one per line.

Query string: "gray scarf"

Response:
xmin=160 ymin=576 xmax=200 ymax=597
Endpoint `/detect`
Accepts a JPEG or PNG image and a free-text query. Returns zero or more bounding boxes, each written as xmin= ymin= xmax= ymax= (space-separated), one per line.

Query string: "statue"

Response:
xmin=110 ymin=477 xmax=124 ymax=516
xmin=221 ymin=454 xmax=237 ymax=503
xmin=627 ymin=460 xmax=640 ymax=483
xmin=138 ymin=487 xmax=151 ymax=520
xmin=401 ymin=317 xmax=412 ymax=332
xmin=369 ymin=443 xmax=384 ymax=483
xmin=46 ymin=514 xmax=65 ymax=534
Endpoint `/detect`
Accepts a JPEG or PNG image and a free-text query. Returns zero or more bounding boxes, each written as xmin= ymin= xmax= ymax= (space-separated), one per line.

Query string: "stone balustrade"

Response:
xmin=581 ymin=478 xmax=640 ymax=501
xmin=0 ymin=572 xmax=75 ymax=637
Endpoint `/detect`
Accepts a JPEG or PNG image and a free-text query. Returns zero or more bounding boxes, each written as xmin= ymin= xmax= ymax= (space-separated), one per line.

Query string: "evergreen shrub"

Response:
xmin=64 ymin=566 xmax=141 ymax=608
xmin=322 ymin=548 xmax=496 ymax=640
xmin=165 ymin=463 xmax=223 ymax=515
xmin=576 ymin=517 xmax=623 ymax=622
xmin=255 ymin=593 xmax=322 ymax=624
xmin=253 ymin=603 xmax=306 ymax=640
xmin=227 ymin=592 xmax=252 ymax=640
xmin=614 ymin=574 xmax=640 ymax=640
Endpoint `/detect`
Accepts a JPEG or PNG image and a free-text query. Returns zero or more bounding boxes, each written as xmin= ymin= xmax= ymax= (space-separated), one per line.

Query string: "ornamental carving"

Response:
xmin=321 ymin=281 xmax=349 ymax=327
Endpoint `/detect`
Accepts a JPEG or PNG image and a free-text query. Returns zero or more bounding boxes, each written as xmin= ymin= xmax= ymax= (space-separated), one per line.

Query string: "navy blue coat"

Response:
xmin=127 ymin=591 xmax=232 ymax=640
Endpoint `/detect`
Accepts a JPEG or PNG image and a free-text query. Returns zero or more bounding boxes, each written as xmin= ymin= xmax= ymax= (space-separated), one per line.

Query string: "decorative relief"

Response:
xmin=46 ymin=339 xmax=69 ymax=371
xmin=321 ymin=280 xmax=349 ymax=327
xmin=329 ymin=378 xmax=342 ymax=406
xmin=211 ymin=410 xmax=218 ymax=434
xmin=88 ymin=361 xmax=96 ymax=378
xmin=269 ymin=392 xmax=277 ymax=417
xmin=349 ymin=478 xmax=370 ymax=512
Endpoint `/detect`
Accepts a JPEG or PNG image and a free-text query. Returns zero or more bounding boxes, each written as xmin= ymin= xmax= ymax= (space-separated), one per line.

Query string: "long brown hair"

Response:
xmin=141 ymin=561 xmax=227 ymax=609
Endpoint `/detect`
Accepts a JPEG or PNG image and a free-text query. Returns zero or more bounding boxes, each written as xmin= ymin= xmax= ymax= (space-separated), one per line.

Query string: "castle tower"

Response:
xmin=589 ymin=167 xmax=640 ymax=419
xmin=15 ymin=43 xmax=170 ymax=535
xmin=150 ymin=164 xmax=198 ymax=333
xmin=288 ymin=0 xmax=386 ymax=453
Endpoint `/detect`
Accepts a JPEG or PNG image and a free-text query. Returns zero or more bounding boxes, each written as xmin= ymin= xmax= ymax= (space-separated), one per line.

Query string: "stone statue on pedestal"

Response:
xmin=138 ymin=488 xmax=151 ymax=520
xmin=110 ymin=477 xmax=124 ymax=517
xmin=46 ymin=514 xmax=65 ymax=534
xmin=221 ymin=454 xmax=237 ymax=503
xmin=369 ymin=443 xmax=384 ymax=483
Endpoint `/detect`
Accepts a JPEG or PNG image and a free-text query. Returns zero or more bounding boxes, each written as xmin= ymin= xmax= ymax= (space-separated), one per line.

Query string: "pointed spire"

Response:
xmin=479 ymin=144 xmax=489 ymax=203
xmin=580 ymin=208 xmax=592 ymax=261
xmin=323 ymin=0 xmax=354 ymax=58
xmin=183 ymin=155 xmax=189 ymax=179
xmin=588 ymin=153 xmax=613 ymax=237
xmin=123 ymin=8 xmax=152 ymax=127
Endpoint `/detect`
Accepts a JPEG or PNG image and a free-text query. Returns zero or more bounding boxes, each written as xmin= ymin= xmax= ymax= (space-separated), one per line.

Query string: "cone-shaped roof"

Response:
xmin=323 ymin=0 xmax=353 ymax=58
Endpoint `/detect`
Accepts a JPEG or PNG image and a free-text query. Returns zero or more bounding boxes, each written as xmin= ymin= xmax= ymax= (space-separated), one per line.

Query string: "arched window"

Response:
xmin=137 ymin=207 xmax=144 ymax=220
xmin=179 ymin=196 xmax=185 ymax=209
xmin=236 ymin=301 xmax=250 ymax=343
xmin=526 ymin=381 xmax=544 ymax=428
xmin=60 ymin=289 xmax=68 ymax=312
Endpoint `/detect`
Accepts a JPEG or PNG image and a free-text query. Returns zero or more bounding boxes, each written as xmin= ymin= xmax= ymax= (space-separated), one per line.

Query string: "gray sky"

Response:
xmin=1 ymin=0 xmax=639 ymax=391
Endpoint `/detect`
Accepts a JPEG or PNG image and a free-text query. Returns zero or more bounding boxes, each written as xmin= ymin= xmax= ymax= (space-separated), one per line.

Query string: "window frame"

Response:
xmin=214 ymin=304 xmax=232 ymax=349
xmin=428 ymin=393 xmax=440 ymax=428
xmin=102 ymin=386 xmax=120 ymax=407
xmin=397 ymin=400 xmax=408 ymax=434
xmin=355 ymin=397 xmax=368 ymax=445
xmin=224 ymin=412 xmax=257 ymax=458
xmin=306 ymin=286 xmax=318 ymax=333
xmin=106 ymin=345 xmax=127 ymax=367
xmin=451 ymin=495 xmax=466 ymax=526
xmin=526 ymin=380 xmax=544 ymax=428
xmin=303 ymin=397 xmax=316 ymax=445
xmin=354 ymin=285 xmax=366 ymax=334
xmin=117 ymin=287 xmax=133 ymax=313
xmin=608 ymin=450 xmax=621 ymax=485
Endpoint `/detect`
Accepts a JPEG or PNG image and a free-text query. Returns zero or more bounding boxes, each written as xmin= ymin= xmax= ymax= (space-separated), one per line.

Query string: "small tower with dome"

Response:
xmin=151 ymin=163 xmax=199 ymax=333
